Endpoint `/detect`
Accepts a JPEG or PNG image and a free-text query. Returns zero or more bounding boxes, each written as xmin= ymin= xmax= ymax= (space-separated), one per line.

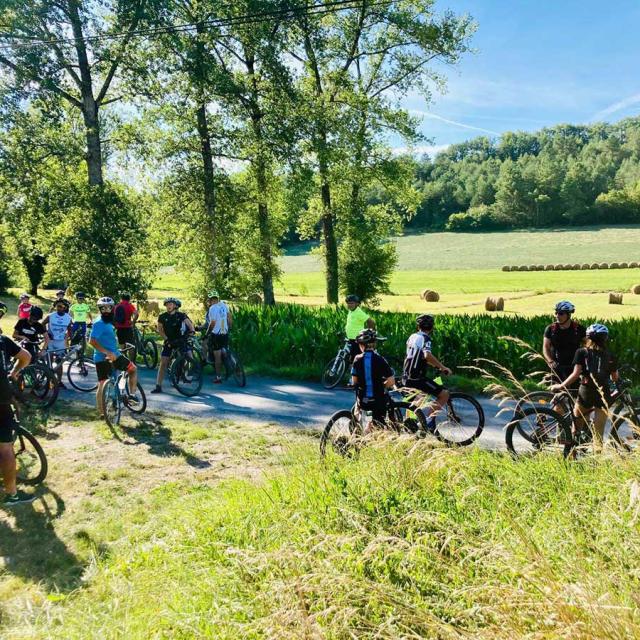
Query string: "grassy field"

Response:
xmin=3 ymin=404 xmax=640 ymax=638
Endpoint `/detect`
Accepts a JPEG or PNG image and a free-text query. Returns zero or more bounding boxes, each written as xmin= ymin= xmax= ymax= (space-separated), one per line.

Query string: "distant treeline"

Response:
xmin=407 ymin=117 xmax=640 ymax=231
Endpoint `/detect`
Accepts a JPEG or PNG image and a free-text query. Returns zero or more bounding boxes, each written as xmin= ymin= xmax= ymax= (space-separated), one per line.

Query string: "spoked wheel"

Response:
xmin=427 ymin=392 xmax=485 ymax=447
xmin=141 ymin=339 xmax=159 ymax=369
xmin=16 ymin=364 xmax=59 ymax=409
xmin=123 ymin=380 xmax=147 ymax=415
xmin=172 ymin=355 xmax=203 ymax=397
xmin=225 ymin=351 xmax=246 ymax=387
xmin=506 ymin=406 xmax=568 ymax=457
xmin=610 ymin=401 xmax=640 ymax=451
xmin=321 ymin=356 xmax=346 ymax=389
xmin=14 ymin=427 xmax=48 ymax=485
xmin=102 ymin=380 xmax=122 ymax=429
xmin=67 ymin=355 xmax=98 ymax=392
xmin=320 ymin=410 xmax=360 ymax=457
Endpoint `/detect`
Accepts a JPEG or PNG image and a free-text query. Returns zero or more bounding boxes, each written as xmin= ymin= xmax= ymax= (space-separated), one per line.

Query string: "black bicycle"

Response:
xmin=321 ymin=337 xmax=352 ymax=389
xmin=133 ymin=321 xmax=159 ymax=369
xmin=167 ymin=337 xmax=203 ymax=397
xmin=193 ymin=327 xmax=246 ymax=387
xmin=9 ymin=405 xmax=47 ymax=485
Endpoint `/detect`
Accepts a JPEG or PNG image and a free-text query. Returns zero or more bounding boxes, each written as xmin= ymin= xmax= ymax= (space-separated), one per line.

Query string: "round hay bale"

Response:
xmin=536 ymin=265 xmax=545 ymax=271
xmin=422 ymin=289 xmax=440 ymax=302
xmin=509 ymin=266 xmax=520 ymax=272
xmin=519 ymin=265 xmax=529 ymax=272
xmin=631 ymin=284 xmax=640 ymax=295
xmin=544 ymin=264 xmax=555 ymax=271
xmin=485 ymin=297 xmax=497 ymax=312
xmin=572 ymin=264 xmax=581 ymax=270
xmin=554 ymin=264 xmax=565 ymax=271
xmin=495 ymin=297 xmax=505 ymax=311
xmin=600 ymin=262 xmax=609 ymax=269
xmin=609 ymin=292 xmax=623 ymax=305
xmin=610 ymin=262 xmax=620 ymax=269
xmin=562 ymin=264 xmax=573 ymax=270
xmin=590 ymin=263 xmax=600 ymax=269
xmin=502 ymin=265 xmax=511 ymax=272
xmin=247 ymin=293 xmax=263 ymax=305
xmin=630 ymin=261 xmax=639 ymax=268
xmin=620 ymin=262 xmax=629 ymax=269
xmin=528 ymin=265 xmax=537 ymax=271
xmin=581 ymin=263 xmax=591 ymax=270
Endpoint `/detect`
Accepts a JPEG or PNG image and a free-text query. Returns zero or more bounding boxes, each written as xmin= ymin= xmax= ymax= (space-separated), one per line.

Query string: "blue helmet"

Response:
xmin=586 ymin=323 xmax=609 ymax=339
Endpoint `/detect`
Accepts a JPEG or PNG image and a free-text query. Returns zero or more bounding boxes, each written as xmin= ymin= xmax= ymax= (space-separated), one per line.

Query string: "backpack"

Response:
xmin=550 ymin=320 xmax=579 ymax=338
xmin=114 ymin=304 xmax=126 ymax=325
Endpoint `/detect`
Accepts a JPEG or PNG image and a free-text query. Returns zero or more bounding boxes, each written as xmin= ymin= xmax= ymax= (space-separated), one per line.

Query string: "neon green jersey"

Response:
xmin=70 ymin=302 xmax=91 ymax=322
xmin=345 ymin=306 xmax=370 ymax=340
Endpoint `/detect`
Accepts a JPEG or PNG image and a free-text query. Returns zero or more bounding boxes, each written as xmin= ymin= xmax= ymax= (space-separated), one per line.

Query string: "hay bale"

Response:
xmin=422 ymin=289 xmax=440 ymax=302
xmin=572 ymin=264 xmax=581 ymax=270
xmin=631 ymin=284 xmax=640 ymax=295
xmin=581 ymin=263 xmax=591 ymax=270
xmin=502 ymin=266 xmax=511 ymax=272
xmin=527 ymin=265 xmax=537 ymax=271
xmin=610 ymin=262 xmax=620 ymax=269
xmin=600 ymin=262 xmax=609 ymax=269
xmin=590 ymin=263 xmax=600 ymax=269
xmin=609 ymin=292 xmax=623 ymax=305
xmin=141 ymin=300 xmax=161 ymax=318
xmin=630 ymin=261 xmax=639 ymax=268
xmin=495 ymin=296 xmax=505 ymax=311
xmin=544 ymin=264 xmax=555 ymax=271
xmin=563 ymin=264 xmax=573 ymax=270
xmin=485 ymin=297 xmax=497 ymax=311
xmin=620 ymin=262 xmax=629 ymax=269
xmin=519 ymin=265 xmax=529 ymax=272
xmin=554 ymin=264 xmax=565 ymax=271
xmin=536 ymin=265 xmax=545 ymax=271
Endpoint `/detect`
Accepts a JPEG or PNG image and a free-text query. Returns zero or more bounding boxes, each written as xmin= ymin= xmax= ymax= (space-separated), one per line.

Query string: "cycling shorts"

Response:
xmin=348 ymin=339 xmax=361 ymax=362
xmin=577 ymin=385 xmax=612 ymax=410
xmin=0 ymin=404 xmax=16 ymax=444
xmin=359 ymin=397 xmax=388 ymax=425
xmin=116 ymin=327 xmax=135 ymax=346
xmin=96 ymin=356 xmax=133 ymax=382
xmin=209 ymin=333 xmax=229 ymax=351
xmin=404 ymin=377 xmax=444 ymax=397
xmin=47 ymin=339 xmax=66 ymax=354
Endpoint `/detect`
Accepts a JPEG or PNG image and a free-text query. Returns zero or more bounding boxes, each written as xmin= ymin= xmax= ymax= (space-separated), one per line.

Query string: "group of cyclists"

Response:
xmin=344 ymin=294 xmax=621 ymax=448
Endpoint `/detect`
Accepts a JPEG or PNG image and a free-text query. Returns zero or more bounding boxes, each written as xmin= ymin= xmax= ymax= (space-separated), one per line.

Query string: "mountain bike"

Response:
xmin=6 ymin=403 xmax=48 ymax=485
xmin=102 ymin=346 xmax=147 ymax=430
xmin=133 ymin=321 xmax=159 ymax=369
xmin=193 ymin=328 xmax=246 ymax=387
xmin=320 ymin=391 xmax=418 ymax=457
xmin=10 ymin=351 xmax=60 ymax=409
xmin=321 ymin=337 xmax=352 ymax=389
xmin=167 ymin=337 xmax=203 ymax=397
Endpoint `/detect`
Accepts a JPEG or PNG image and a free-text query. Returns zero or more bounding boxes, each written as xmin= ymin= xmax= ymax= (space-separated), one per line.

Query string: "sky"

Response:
xmin=396 ymin=0 xmax=640 ymax=156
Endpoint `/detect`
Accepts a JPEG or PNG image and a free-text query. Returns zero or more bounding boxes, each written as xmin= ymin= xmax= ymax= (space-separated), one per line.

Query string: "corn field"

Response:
xmin=232 ymin=303 xmax=640 ymax=382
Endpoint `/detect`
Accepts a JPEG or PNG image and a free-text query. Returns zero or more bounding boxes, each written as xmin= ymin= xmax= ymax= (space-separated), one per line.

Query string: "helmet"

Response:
xmin=164 ymin=297 xmax=181 ymax=308
xmin=554 ymin=300 xmax=575 ymax=314
xmin=586 ymin=323 xmax=609 ymax=339
xmin=19 ymin=293 xmax=29 ymax=300
xmin=29 ymin=305 xmax=43 ymax=321
xmin=207 ymin=290 xmax=219 ymax=299
xmin=56 ymin=290 xmax=65 ymax=296
xmin=355 ymin=328 xmax=386 ymax=345
xmin=345 ymin=294 xmax=360 ymax=304
xmin=97 ymin=296 xmax=115 ymax=309
xmin=416 ymin=314 xmax=435 ymax=330
xmin=75 ymin=291 xmax=85 ymax=299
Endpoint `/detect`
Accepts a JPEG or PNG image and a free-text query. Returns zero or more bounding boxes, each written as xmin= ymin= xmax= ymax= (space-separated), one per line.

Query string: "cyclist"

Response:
xmin=13 ymin=306 xmax=48 ymax=357
xmin=543 ymin=301 xmax=586 ymax=388
xmin=43 ymin=299 xmax=72 ymax=354
xmin=0 ymin=334 xmax=33 ymax=505
xmin=17 ymin=294 xmax=32 ymax=320
xmin=69 ymin=292 xmax=93 ymax=346
xmin=114 ymin=292 xmax=138 ymax=348
xmin=90 ymin=296 xmax=139 ymax=417
xmin=49 ymin=290 xmax=70 ymax=312
xmin=403 ymin=314 xmax=452 ymax=429
xmin=350 ymin=329 xmax=395 ymax=428
xmin=551 ymin=323 xmax=618 ymax=450
xmin=151 ymin=297 xmax=195 ymax=394
xmin=205 ymin=291 xmax=232 ymax=384
xmin=345 ymin=294 xmax=375 ymax=363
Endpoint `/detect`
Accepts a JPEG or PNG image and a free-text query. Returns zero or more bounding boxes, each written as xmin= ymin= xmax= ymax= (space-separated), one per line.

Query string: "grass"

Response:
xmin=4 ymin=414 xmax=640 ymax=639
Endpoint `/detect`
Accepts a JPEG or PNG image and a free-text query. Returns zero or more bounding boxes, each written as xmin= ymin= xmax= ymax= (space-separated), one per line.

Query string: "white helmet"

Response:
xmin=586 ymin=323 xmax=609 ymax=339
xmin=97 ymin=296 xmax=115 ymax=309
xmin=554 ymin=300 xmax=575 ymax=314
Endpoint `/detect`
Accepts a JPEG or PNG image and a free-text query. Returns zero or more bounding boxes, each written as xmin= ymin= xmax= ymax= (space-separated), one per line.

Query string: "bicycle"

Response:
xmin=6 ymin=403 xmax=48 ymax=485
xmin=13 ymin=362 xmax=60 ymax=409
xmin=101 ymin=345 xmax=147 ymax=430
xmin=194 ymin=327 xmax=246 ymax=388
xmin=321 ymin=337 xmax=352 ymax=389
xmin=132 ymin=321 xmax=159 ymax=369
xmin=167 ymin=336 xmax=203 ymax=397
xmin=320 ymin=391 xmax=417 ymax=457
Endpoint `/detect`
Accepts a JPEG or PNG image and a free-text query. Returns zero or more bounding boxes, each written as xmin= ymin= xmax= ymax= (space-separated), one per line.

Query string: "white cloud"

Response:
xmin=409 ymin=109 xmax=500 ymax=136
xmin=392 ymin=144 xmax=450 ymax=158
xmin=590 ymin=92 xmax=640 ymax=121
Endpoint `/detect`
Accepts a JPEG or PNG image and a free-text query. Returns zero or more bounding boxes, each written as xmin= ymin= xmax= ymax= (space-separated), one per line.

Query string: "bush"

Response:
xmin=445 ymin=204 xmax=505 ymax=231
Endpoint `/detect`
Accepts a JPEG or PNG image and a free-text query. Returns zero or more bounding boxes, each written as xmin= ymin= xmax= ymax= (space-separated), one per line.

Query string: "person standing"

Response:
xmin=69 ymin=292 xmax=93 ymax=345
xmin=205 ymin=291 xmax=232 ymax=384
xmin=13 ymin=306 xmax=48 ymax=357
xmin=49 ymin=290 xmax=70 ymax=312
xmin=344 ymin=294 xmax=375 ymax=363
xmin=43 ymin=300 xmax=73 ymax=354
xmin=114 ymin=292 xmax=138 ymax=348
xmin=17 ymin=294 xmax=32 ymax=320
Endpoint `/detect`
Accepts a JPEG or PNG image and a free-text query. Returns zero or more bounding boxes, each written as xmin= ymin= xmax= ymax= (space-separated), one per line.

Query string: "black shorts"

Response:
xmin=0 ymin=404 xmax=16 ymax=444
xmin=359 ymin=397 xmax=388 ymax=424
xmin=96 ymin=356 xmax=132 ymax=382
xmin=552 ymin=365 xmax=579 ymax=391
xmin=116 ymin=327 xmax=135 ymax=346
xmin=210 ymin=333 xmax=229 ymax=351
xmin=348 ymin=339 xmax=361 ymax=362
xmin=577 ymin=385 xmax=612 ymax=410
xmin=405 ymin=377 xmax=445 ymax=397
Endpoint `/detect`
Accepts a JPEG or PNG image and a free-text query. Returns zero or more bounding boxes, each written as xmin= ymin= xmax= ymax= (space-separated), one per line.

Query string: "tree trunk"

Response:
xmin=254 ymin=160 xmax=276 ymax=306
xmin=24 ymin=254 xmax=46 ymax=297
xmin=195 ymin=103 xmax=217 ymax=283
xmin=319 ymin=159 xmax=339 ymax=303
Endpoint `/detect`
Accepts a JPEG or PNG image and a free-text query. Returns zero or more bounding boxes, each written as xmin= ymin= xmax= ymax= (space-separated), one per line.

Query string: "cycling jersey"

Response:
xmin=17 ymin=302 xmax=32 ymax=320
xmin=47 ymin=312 xmax=72 ymax=342
xmin=114 ymin=301 xmax=137 ymax=329
xmin=403 ymin=331 xmax=432 ymax=380
xmin=544 ymin=321 xmax=586 ymax=367
xmin=70 ymin=302 xmax=91 ymax=323
xmin=0 ymin=336 xmax=21 ymax=403
xmin=91 ymin=318 xmax=121 ymax=363
xmin=206 ymin=301 xmax=229 ymax=335
xmin=158 ymin=311 xmax=188 ymax=342
xmin=351 ymin=350 xmax=393 ymax=403
xmin=345 ymin=307 xmax=370 ymax=340
xmin=14 ymin=319 xmax=45 ymax=345
xmin=573 ymin=347 xmax=618 ymax=409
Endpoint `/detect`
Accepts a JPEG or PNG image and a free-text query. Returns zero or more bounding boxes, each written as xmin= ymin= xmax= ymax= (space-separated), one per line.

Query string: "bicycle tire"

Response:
xmin=321 ymin=356 xmax=346 ymax=389
xmin=14 ymin=426 xmax=48 ymax=485
xmin=506 ymin=405 xmax=568 ymax=457
xmin=228 ymin=351 xmax=246 ymax=387
xmin=15 ymin=363 xmax=59 ymax=409
xmin=389 ymin=401 xmax=421 ymax=433
xmin=320 ymin=409 xmax=359 ymax=457
xmin=173 ymin=355 xmax=203 ymax=397
xmin=123 ymin=380 xmax=147 ymax=415
xmin=102 ymin=379 xmax=122 ymax=429
xmin=67 ymin=354 xmax=98 ymax=392
xmin=431 ymin=392 xmax=485 ymax=447
xmin=610 ymin=400 xmax=640 ymax=451
xmin=140 ymin=339 xmax=158 ymax=369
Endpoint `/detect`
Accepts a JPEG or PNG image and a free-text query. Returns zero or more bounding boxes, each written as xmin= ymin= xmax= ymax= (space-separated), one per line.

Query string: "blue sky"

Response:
xmin=397 ymin=0 xmax=640 ymax=155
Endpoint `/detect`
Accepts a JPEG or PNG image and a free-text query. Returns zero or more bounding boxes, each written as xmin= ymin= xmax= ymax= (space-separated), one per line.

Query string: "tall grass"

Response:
xmin=32 ymin=440 xmax=640 ymax=639
xmin=232 ymin=303 xmax=640 ymax=383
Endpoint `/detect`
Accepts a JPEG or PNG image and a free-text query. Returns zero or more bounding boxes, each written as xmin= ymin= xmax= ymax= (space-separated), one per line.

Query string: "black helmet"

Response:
xmin=29 ymin=305 xmax=43 ymax=320
xmin=345 ymin=294 xmax=360 ymax=304
xmin=355 ymin=328 xmax=386 ymax=345
xmin=416 ymin=314 xmax=435 ymax=330
xmin=75 ymin=291 xmax=85 ymax=299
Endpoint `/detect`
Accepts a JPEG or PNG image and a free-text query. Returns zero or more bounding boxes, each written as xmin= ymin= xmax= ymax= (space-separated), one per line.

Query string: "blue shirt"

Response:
xmin=91 ymin=319 xmax=120 ymax=363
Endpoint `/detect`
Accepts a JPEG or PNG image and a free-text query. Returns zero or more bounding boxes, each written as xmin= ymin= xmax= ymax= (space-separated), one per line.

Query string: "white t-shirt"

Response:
xmin=206 ymin=301 xmax=229 ymax=335
xmin=47 ymin=312 xmax=72 ymax=342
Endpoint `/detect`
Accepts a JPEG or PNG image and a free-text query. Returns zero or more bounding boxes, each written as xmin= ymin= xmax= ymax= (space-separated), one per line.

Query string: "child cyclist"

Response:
xmin=350 ymin=329 xmax=395 ymax=428
xmin=551 ymin=323 xmax=618 ymax=450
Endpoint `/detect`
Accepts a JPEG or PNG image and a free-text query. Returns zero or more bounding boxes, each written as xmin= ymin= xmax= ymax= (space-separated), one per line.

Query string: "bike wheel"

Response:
xmin=141 ymin=339 xmax=159 ymax=369
xmin=431 ymin=392 xmax=485 ymax=447
xmin=320 ymin=410 xmax=360 ymax=457
xmin=67 ymin=354 xmax=98 ymax=392
xmin=506 ymin=406 xmax=568 ymax=457
xmin=389 ymin=401 xmax=421 ymax=433
xmin=103 ymin=379 xmax=122 ymax=429
xmin=14 ymin=426 xmax=48 ymax=485
xmin=16 ymin=364 xmax=59 ymax=409
xmin=123 ymin=380 xmax=147 ymax=415
xmin=228 ymin=351 xmax=246 ymax=387
xmin=321 ymin=356 xmax=346 ymax=389
xmin=173 ymin=355 xmax=203 ymax=397
xmin=611 ymin=401 xmax=640 ymax=451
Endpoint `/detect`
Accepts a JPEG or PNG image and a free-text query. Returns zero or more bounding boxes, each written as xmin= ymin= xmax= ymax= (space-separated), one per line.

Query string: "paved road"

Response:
xmin=61 ymin=368 xmax=511 ymax=450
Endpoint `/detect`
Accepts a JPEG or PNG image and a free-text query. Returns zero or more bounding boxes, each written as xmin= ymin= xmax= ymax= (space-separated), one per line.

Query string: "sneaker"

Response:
xmin=3 ymin=490 xmax=35 ymax=507
xmin=213 ymin=377 xmax=222 ymax=384
xmin=150 ymin=386 xmax=163 ymax=394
